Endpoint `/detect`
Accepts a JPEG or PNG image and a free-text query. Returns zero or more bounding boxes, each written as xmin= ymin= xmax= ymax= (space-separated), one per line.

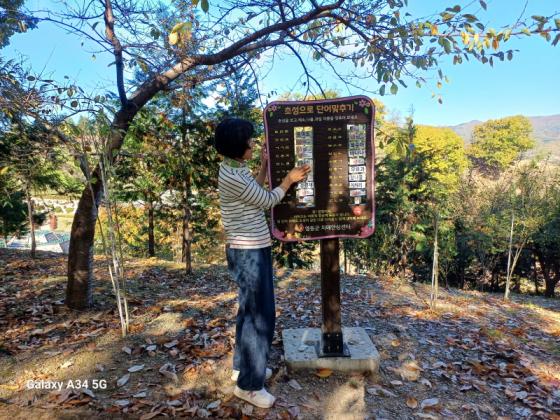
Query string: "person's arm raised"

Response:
xmin=278 ymin=164 xmax=311 ymax=193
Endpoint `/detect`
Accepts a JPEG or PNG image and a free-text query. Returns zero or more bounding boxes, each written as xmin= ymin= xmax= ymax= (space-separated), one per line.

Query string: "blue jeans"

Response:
xmin=226 ymin=246 xmax=275 ymax=391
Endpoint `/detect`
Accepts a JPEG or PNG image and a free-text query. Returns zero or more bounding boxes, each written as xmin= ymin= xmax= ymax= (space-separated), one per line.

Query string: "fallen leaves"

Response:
xmin=366 ymin=385 xmax=397 ymax=398
xmin=398 ymin=359 xmax=422 ymax=382
xmin=116 ymin=373 xmax=130 ymax=387
xmin=159 ymin=363 xmax=179 ymax=383
xmin=59 ymin=360 xmax=73 ymax=369
xmin=420 ymin=397 xmax=440 ymax=410
xmin=288 ymin=379 xmax=303 ymax=390
xmin=315 ymin=368 xmax=333 ymax=378
xmin=163 ymin=340 xmax=178 ymax=349
xmin=128 ymin=364 xmax=145 ymax=373
xmin=2 ymin=251 xmax=559 ymax=419
xmin=406 ymin=396 xmax=418 ymax=409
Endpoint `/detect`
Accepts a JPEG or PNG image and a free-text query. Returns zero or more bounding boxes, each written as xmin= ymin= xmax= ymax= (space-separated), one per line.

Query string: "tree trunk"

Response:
xmin=504 ymin=211 xmax=514 ymax=300
xmin=535 ymin=250 xmax=557 ymax=298
xmin=147 ymin=198 xmax=155 ymax=257
xmin=491 ymin=270 xmax=499 ymax=292
xmin=544 ymin=268 xmax=559 ymax=298
xmin=181 ymin=197 xmax=192 ymax=273
xmin=180 ymin=106 xmax=192 ymax=275
xmin=66 ymin=107 xmax=136 ymax=310
xmin=66 ymin=170 xmax=103 ymax=309
xmin=531 ymin=253 xmax=539 ymax=295
xmin=24 ymin=182 xmax=36 ymax=259
xmin=430 ymin=213 xmax=439 ymax=309
xmin=544 ymin=276 xmax=558 ymax=298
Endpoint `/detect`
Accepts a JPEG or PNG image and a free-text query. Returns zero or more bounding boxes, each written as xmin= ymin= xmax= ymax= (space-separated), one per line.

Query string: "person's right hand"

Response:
xmin=286 ymin=164 xmax=311 ymax=184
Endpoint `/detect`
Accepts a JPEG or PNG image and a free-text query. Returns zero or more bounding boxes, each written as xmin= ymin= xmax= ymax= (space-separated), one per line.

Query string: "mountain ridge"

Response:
xmin=445 ymin=114 xmax=560 ymax=146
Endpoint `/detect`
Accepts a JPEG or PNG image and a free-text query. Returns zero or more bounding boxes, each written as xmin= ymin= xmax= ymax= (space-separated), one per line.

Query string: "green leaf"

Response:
xmin=479 ymin=0 xmax=487 ymax=10
xmin=379 ymin=85 xmax=386 ymax=96
xmin=441 ymin=12 xmax=455 ymax=22
xmin=390 ymin=83 xmax=398 ymax=95
xmin=201 ymin=0 xmax=209 ymax=13
xmin=555 ymin=19 xmax=560 ymax=30
xmin=26 ymin=76 xmax=35 ymax=81
xmin=438 ymin=37 xmax=452 ymax=53
xmin=415 ymin=242 xmax=426 ymax=252
xmin=70 ymin=100 xmax=78 ymax=107
xmin=552 ymin=33 xmax=560 ymax=47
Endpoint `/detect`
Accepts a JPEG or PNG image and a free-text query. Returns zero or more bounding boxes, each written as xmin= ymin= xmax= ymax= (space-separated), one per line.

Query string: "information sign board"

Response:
xmin=264 ymin=96 xmax=375 ymax=241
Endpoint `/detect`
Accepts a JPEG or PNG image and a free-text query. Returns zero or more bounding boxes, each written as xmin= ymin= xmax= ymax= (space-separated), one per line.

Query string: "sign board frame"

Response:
xmin=264 ymin=95 xmax=376 ymax=242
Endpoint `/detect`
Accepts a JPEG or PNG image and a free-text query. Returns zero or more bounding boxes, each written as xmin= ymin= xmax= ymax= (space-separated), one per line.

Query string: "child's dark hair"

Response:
xmin=214 ymin=118 xmax=254 ymax=159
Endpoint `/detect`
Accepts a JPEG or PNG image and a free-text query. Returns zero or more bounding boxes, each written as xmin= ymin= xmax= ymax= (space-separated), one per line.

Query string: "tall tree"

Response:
xmin=468 ymin=115 xmax=535 ymax=174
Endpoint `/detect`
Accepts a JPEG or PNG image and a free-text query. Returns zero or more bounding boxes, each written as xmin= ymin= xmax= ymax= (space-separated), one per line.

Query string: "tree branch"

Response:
xmin=129 ymin=0 xmax=345 ymax=110
xmin=103 ymin=0 xmax=127 ymax=106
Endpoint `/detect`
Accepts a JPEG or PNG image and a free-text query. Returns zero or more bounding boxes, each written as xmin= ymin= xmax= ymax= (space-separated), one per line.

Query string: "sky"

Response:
xmin=4 ymin=0 xmax=560 ymax=126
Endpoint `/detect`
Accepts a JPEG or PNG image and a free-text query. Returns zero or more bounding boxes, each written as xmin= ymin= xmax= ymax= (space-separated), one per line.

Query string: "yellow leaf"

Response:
xmin=399 ymin=360 xmax=422 ymax=381
xmin=168 ymin=32 xmax=179 ymax=46
xmin=406 ymin=397 xmax=418 ymax=409
xmin=492 ymin=38 xmax=499 ymax=50
xmin=171 ymin=22 xmax=184 ymax=33
xmin=430 ymin=24 xmax=438 ymax=36
xmin=315 ymin=368 xmax=333 ymax=378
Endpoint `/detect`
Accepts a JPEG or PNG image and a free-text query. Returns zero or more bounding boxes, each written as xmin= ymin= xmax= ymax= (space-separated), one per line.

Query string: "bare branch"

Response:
xmin=285 ymin=43 xmax=325 ymax=98
xmin=103 ymin=0 xmax=127 ymax=106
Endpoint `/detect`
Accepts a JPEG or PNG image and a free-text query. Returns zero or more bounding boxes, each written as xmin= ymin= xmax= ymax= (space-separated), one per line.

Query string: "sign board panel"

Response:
xmin=264 ymin=96 xmax=375 ymax=242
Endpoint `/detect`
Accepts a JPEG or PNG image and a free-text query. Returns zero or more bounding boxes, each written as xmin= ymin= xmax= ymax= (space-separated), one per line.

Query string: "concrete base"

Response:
xmin=282 ymin=327 xmax=380 ymax=373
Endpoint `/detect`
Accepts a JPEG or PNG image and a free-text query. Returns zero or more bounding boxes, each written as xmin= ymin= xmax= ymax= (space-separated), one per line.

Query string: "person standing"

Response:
xmin=214 ymin=118 xmax=310 ymax=408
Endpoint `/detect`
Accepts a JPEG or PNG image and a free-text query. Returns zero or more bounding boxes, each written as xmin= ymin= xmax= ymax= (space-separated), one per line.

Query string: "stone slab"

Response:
xmin=282 ymin=327 xmax=380 ymax=373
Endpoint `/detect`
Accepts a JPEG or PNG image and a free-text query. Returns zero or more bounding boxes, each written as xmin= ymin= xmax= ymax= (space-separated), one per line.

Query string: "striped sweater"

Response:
xmin=218 ymin=158 xmax=285 ymax=249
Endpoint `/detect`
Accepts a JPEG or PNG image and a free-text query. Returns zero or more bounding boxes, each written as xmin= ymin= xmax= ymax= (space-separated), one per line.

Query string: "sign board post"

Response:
xmin=264 ymin=96 xmax=375 ymax=358
xmin=319 ymin=237 xmax=347 ymax=356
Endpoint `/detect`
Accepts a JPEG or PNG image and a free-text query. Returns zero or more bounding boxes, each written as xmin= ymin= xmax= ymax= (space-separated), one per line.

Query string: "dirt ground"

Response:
xmin=0 ymin=248 xmax=559 ymax=419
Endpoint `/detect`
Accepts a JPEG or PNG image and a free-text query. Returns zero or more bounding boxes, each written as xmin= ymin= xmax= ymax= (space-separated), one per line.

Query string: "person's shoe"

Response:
xmin=233 ymin=386 xmax=275 ymax=408
xmin=231 ymin=368 xmax=272 ymax=382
